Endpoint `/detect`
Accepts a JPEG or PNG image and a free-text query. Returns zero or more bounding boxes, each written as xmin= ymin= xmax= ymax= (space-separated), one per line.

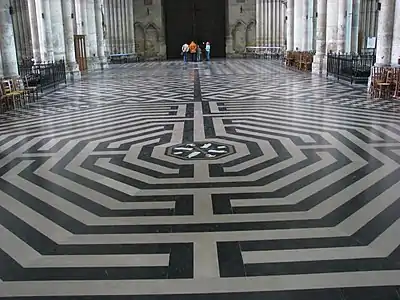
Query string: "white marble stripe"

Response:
xmin=0 ymin=225 xmax=169 ymax=268
xmin=0 ymin=113 xmax=173 ymax=142
xmin=64 ymin=142 xmax=140 ymax=196
xmin=0 ymin=105 xmax=128 ymax=131
xmin=0 ymin=190 xmax=72 ymax=242
xmin=66 ymin=228 xmax=345 ymax=245
xmin=243 ymin=217 xmax=400 ymax=264
xmin=233 ymin=123 xmax=316 ymax=143
xmin=0 ymin=137 xmax=59 ymax=169
xmin=373 ymin=124 xmax=400 ymax=141
xmin=221 ymin=100 xmax=400 ymax=120
xmin=230 ymin=161 xmax=365 ymax=207
xmin=338 ymin=129 xmax=399 ymax=165
xmin=176 ymin=104 xmax=187 ymax=117
xmin=0 ymin=106 xmax=173 ymax=134
xmin=194 ymin=102 xmax=205 ymax=141
xmin=36 ymin=160 xmax=175 ymax=210
xmin=194 ymin=236 xmax=220 ymax=278
xmin=5 ymin=156 xmax=381 ymax=226
xmin=228 ymin=110 xmax=384 ymax=130
xmin=355 ymin=128 xmax=384 ymax=141
xmin=221 ymin=139 xmax=277 ymax=173
xmin=123 ymin=139 xmax=180 ymax=174
xmin=1 ymin=271 xmax=399 ymax=297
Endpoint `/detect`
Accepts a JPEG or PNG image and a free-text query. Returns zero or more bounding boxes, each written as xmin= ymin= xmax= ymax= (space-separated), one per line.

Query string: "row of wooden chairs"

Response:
xmin=284 ymin=51 xmax=314 ymax=71
xmin=369 ymin=67 xmax=400 ymax=99
xmin=0 ymin=76 xmax=39 ymax=113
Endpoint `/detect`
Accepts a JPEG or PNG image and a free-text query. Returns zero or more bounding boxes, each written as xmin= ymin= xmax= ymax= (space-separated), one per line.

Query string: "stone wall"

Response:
xmin=132 ymin=0 xmax=256 ymax=58
xmin=133 ymin=0 xmax=166 ymax=59
xmin=226 ymin=0 xmax=256 ymax=56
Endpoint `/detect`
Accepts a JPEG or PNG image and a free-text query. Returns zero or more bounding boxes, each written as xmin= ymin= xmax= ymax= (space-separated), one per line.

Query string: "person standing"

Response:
xmin=196 ymin=44 xmax=202 ymax=62
xmin=189 ymin=41 xmax=197 ymax=62
xmin=205 ymin=42 xmax=211 ymax=61
xmin=181 ymin=43 xmax=189 ymax=62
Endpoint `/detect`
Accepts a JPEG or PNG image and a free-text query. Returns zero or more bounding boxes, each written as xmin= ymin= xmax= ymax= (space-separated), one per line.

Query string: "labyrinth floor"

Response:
xmin=1 ymin=59 xmax=400 ymax=299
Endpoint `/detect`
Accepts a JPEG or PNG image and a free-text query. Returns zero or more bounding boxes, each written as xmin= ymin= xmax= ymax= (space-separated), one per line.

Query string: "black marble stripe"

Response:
xmin=185 ymin=103 xmax=194 ymax=118
xmin=217 ymin=242 xmax=245 ymax=277
xmin=203 ymin=116 xmax=216 ymax=138
xmin=227 ymin=122 xmax=331 ymax=146
xmin=240 ymin=236 xmax=361 ymax=251
xmin=244 ymin=257 xmax=398 ymax=277
xmin=0 ymin=249 xmax=169 ymax=281
xmin=347 ymin=128 xmax=398 ymax=144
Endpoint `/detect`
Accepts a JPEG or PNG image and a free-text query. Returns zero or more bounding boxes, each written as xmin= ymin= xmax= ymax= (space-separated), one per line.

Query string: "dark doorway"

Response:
xmin=163 ymin=0 xmax=226 ymax=59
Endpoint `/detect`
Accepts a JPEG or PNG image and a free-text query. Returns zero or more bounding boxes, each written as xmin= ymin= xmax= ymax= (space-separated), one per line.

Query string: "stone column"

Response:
xmin=61 ymin=0 xmax=80 ymax=79
xmin=293 ymin=0 xmax=302 ymax=50
xmin=302 ymin=0 xmax=309 ymax=50
xmin=326 ymin=0 xmax=338 ymax=52
xmin=256 ymin=0 xmax=261 ymax=46
xmin=312 ymin=0 xmax=327 ymax=74
xmin=50 ymin=0 xmax=65 ymax=62
xmin=94 ymin=0 xmax=107 ymax=69
xmin=269 ymin=0 xmax=274 ymax=45
xmin=281 ymin=0 xmax=286 ymax=47
xmin=391 ymin=0 xmax=400 ymax=64
xmin=0 ymin=50 xmax=3 ymax=78
xmin=126 ymin=0 xmax=133 ymax=52
xmin=286 ymin=0 xmax=294 ymax=50
xmin=122 ymin=0 xmax=128 ymax=53
xmin=259 ymin=0 xmax=265 ymax=46
xmin=0 ymin=0 xmax=19 ymax=77
xmin=337 ymin=0 xmax=347 ymax=53
xmin=128 ymin=0 xmax=135 ymax=53
xmin=80 ymin=0 xmax=90 ymax=58
xmin=350 ymin=0 xmax=360 ymax=53
xmin=27 ymin=0 xmax=41 ymax=63
xmin=87 ymin=0 xmax=99 ymax=69
xmin=41 ymin=0 xmax=54 ymax=62
xmin=375 ymin=0 xmax=395 ymax=65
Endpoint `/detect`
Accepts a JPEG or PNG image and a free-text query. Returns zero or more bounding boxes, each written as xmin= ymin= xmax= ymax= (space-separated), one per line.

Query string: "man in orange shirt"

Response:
xmin=189 ymin=41 xmax=197 ymax=62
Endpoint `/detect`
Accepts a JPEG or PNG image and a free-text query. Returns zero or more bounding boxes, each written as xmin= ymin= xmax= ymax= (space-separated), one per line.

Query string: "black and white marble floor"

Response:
xmin=1 ymin=59 xmax=400 ymax=299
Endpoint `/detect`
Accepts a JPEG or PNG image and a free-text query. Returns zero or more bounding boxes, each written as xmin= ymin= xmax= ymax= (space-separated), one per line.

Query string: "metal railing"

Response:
xmin=18 ymin=60 xmax=67 ymax=92
xmin=326 ymin=53 xmax=375 ymax=84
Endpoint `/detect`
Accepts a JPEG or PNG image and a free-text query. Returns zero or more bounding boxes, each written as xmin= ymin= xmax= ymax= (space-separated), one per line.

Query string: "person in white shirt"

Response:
xmin=205 ymin=42 xmax=211 ymax=61
xmin=181 ymin=43 xmax=189 ymax=62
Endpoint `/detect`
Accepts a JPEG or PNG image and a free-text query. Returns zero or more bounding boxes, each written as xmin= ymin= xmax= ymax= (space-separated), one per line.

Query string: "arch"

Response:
xmin=246 ymin=20 xmax=256 ymax=47
xmin=144 ymin=23 xmax=160 ymax=57
xmin=134 ymin=22 xmax=145 ymax=56
xmin=232 ymin=20 xmax=246 ymax=53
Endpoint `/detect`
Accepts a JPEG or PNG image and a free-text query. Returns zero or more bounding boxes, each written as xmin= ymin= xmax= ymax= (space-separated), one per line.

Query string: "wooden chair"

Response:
xmin=0 ymin=82 xmax=13 ymax=113
xmin=2 ymin=79 xmax=25 ymax=109
xmin=375 ymin=69 xmax=393 ymax=99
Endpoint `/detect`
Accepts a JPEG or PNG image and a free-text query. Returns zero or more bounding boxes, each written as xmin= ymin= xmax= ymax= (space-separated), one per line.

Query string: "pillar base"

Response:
xmin=87 ymin=57 xmax=101 ymax=71
xmin=66 ymin=62 xmax=81 ymax=81
xmin=99 ymin=56 xmax=109 ymax=70
xmin=312 ymin=54 xmax=326 ymax=74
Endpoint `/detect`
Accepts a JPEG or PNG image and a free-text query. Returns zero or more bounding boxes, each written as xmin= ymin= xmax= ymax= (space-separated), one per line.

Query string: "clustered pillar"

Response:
xmin=61 ymin=0 xmax=80 ymax=79
xmin=255 ymin=0 xmax=286 ymax=47
xmin=0 ymin=0 xmax=19 ymax=78
xmin=0 ymin=0 xmax=109 ymax=80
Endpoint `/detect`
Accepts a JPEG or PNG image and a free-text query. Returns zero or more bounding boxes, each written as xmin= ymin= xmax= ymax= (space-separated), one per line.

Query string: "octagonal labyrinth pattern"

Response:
xmin=1 ymin=60 xmax=400 ymax=299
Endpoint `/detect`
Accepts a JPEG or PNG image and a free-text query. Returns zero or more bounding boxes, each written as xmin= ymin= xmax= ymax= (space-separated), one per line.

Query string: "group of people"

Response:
xmin=181 ymin=41 xmax=211 ymax=62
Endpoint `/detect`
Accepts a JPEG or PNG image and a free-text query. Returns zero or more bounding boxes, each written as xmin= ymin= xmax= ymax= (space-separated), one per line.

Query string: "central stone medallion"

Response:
xmin=166 ymin=141 xmax=235 ymax=160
